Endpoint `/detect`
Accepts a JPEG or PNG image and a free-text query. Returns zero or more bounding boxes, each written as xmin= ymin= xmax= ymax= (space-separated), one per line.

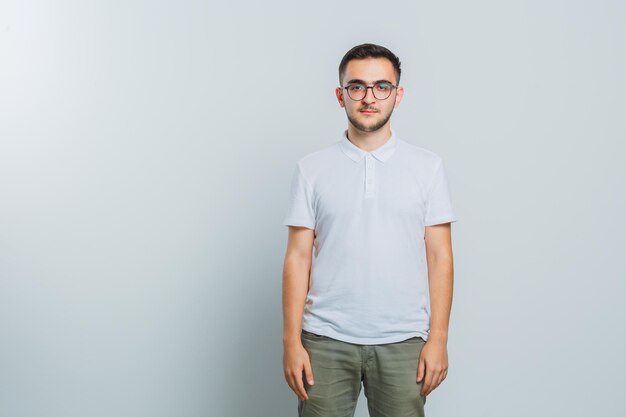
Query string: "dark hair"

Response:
xmin=338 ymin=43 xmax=402 ymax=86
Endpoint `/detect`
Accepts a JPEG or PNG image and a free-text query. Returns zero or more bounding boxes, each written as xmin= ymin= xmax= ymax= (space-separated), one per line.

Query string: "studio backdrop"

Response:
xmin=1 ymin=1 xmax=624 ymax=416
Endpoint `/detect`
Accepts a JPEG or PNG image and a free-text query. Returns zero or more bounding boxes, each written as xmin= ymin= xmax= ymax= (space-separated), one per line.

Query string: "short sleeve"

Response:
xmin=424 ymin=159 xmax=458 ymax=226
xmin=282 ymin=163 xmax=316 ymax=230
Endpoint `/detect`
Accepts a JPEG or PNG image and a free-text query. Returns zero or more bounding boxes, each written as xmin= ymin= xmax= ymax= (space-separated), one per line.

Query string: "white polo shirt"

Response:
xmin=283 ymin=128 xmax=458 ymax=345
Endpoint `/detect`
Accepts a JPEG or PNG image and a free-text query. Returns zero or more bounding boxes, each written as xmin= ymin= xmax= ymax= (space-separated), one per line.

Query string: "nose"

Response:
xmin=362 ymin=86 xmax=376 ymax=103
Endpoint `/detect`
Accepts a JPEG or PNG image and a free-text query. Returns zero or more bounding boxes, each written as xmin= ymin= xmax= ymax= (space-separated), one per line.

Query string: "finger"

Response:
xmin=422 ymin=367 xmax=436 ymax=396
xmin=420 ymin=365 xmax=429 ymax=395
xmin=437 ymin=368 xmax=448 ymax=385
xmin=286 ymin=375 xmax=300 ymax=400
xmin=287 ymin=374 xmax=304 ymax=401
xmin=429 ymin=367 xmax=446 ymax=394
xmin=428 ymin=370 xmax=441 ymax=394
xmin=430 ymin=370 xmax=443 ymax=392
xmin=303 ymin=359 xmax=315 ymax=386
xmin=295 ymin=368 xmax=308 ymax=400
xmin=416 ymin=357 xmax=425 ymax=382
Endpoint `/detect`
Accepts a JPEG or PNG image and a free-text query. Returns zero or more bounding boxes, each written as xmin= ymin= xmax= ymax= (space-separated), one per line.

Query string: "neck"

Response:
xmin=346 ymin=124 xmax=393 ymax=152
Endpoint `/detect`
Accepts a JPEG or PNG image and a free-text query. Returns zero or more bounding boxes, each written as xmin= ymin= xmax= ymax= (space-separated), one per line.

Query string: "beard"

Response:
xmin=346 ymin=106 xmax=394 ymax=133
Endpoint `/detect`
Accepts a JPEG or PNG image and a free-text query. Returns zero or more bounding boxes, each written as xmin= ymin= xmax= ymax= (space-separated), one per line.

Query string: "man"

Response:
xmin=281 ymin=43 xmax=458 ymax=417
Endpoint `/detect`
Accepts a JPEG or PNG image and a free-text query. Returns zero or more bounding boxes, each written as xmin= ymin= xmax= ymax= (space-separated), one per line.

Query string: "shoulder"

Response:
xmin=397 ymin=139 xmax=444 ymax=171
xmin=294 ymin=141 xmax=341 ymax=179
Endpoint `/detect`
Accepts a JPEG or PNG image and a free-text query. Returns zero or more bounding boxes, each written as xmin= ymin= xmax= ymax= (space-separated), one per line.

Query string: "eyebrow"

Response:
xmin=345 ymin=78 xmax=395 ymax=85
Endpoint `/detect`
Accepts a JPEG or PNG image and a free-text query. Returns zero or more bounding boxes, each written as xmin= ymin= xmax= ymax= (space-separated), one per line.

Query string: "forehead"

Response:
xmin=343 ymin=58 xmax=396 ymax=83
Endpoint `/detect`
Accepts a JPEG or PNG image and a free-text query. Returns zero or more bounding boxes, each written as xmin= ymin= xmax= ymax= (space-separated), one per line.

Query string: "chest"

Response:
xmin=313 ymin=160 xmax=429 ymax=223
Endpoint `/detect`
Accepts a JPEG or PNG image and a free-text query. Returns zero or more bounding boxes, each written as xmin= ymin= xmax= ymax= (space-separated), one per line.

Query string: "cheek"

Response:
xmin=381 ymin=103 xmax=394 ymax=114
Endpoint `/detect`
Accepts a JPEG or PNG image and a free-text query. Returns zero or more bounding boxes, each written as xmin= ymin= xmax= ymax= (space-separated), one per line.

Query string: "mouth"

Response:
xmin=360 ymin=109 xmax=378 ymax=115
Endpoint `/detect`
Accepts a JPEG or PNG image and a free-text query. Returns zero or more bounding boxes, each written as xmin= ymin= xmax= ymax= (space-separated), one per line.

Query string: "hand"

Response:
xmin=283 ymin=340 xmax=315 ymax=401
xmin=416 ymin=337 xmax=449 ymax=396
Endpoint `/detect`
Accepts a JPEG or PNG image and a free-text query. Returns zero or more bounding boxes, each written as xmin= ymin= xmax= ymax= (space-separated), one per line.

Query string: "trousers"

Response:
xmin=298 ymin=329 xmax=428 ymax=417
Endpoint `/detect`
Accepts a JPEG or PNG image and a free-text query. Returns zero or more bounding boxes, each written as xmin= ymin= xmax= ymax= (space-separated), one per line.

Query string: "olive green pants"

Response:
xmin=298 ymin=329 xmax=428 ymax=417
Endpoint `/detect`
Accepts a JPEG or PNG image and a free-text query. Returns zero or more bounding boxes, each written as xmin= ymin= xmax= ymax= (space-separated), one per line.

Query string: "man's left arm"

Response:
xmin=417 ymin=222 xmax=454 ymax=396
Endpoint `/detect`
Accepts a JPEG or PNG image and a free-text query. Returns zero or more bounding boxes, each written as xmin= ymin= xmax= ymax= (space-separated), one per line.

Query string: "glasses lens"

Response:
xmin=373 ymin=82 xmax=393 ymax=100
xmin=347 ymin=83 xmax=366 ymax=100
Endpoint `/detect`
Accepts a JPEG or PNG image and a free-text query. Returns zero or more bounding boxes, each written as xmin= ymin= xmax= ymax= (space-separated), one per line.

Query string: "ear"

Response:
xmin=335 ymin=86 xmax=346 ymax=108
xmin=394 ymin=86 xmax=404 ymax=108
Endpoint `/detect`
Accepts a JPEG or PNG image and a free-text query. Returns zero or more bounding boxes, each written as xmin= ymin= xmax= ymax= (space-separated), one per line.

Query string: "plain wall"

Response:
xmin=1 ymin=1 xmax=624 ymax=416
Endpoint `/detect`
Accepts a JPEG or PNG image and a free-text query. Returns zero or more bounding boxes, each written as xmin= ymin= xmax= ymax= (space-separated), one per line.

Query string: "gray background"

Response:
xmin=1 ymin=1 xmax=624 ymax=416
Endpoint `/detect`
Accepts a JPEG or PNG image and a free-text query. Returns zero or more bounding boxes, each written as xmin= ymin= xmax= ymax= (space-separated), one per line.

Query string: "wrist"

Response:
xmin=283 ymin=333 xmax=302 ymax=346
xmin=428 ymin=330 xmax=448 ymax=342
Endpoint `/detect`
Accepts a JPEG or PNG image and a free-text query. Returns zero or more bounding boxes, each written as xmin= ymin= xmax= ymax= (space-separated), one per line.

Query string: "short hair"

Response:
xmin=338 ymin=43 xmax=402 ymax=86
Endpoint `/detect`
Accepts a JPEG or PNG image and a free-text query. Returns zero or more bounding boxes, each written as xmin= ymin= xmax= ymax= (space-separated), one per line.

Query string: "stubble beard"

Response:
xmin=346 ymin=106 xmax=394 ymax=133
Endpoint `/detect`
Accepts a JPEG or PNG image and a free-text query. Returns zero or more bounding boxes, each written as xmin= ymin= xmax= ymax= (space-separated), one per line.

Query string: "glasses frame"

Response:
xmin=340 ymin=81 xmax=399 ymax=101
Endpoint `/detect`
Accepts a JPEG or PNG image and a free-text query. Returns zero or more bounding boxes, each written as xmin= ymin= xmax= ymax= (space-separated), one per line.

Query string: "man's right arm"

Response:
xmin=282 ymin=226 xmax=315 ymax=401
xmin=282 ymin=225 xmax=314 ymax=346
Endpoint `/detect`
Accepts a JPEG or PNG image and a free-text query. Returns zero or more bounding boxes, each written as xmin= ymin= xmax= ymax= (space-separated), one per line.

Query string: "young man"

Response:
xmin=281 ymin=43 xmax=458 ymax=417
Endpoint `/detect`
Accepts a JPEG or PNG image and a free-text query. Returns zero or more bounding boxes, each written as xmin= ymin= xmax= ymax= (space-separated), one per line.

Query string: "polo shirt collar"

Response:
xmin=339 ymin=128 xmax=398 ymax=163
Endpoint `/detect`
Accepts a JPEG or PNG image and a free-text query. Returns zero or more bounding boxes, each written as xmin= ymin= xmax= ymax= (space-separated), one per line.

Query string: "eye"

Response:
xmin=375 ymin=82 xmax=391 ymax=91
xmin=348 ymin=84 xmax=365 ymax=92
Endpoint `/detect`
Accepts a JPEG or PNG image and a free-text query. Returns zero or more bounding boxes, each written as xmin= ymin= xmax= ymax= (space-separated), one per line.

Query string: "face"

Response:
xmin=336 ymin=57 xmax=404 ymax=133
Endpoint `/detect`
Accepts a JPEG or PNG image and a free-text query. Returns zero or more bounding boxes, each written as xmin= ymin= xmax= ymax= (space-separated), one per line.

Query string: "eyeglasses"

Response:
xmin=341 ymin=81 xmax=398 ymax=101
